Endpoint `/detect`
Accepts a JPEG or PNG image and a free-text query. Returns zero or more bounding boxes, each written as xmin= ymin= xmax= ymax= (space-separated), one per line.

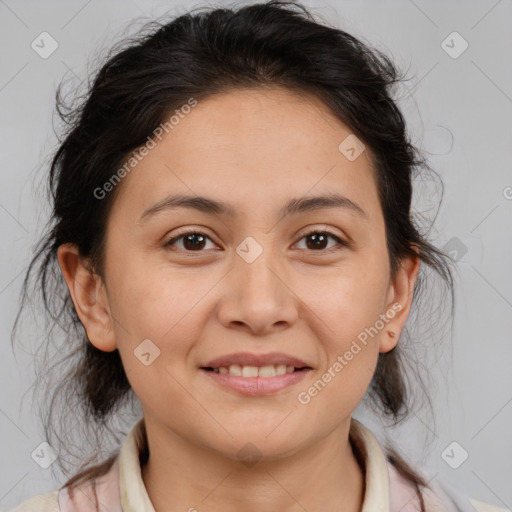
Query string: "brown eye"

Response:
xmin=295 ymin=230 xmax=347 ymax=252
xmin=165 ymin=231 xmax=215 ymax=251
xmin=164 ymin=229 xmax=347 ymax=254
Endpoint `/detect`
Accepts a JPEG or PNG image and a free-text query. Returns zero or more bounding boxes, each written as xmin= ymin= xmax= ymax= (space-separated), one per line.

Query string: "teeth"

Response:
xmin=242 ymin=365 xmax=259 ymax=378
xmin=259 ymin=365 xmax=276 ymax=377
xmin=276 ymin=364 xmax=287 ymax=375
xmin=211 ymin=364 xmax=300 ymax=377
xmin=229 ymin=364 xmax=242 ymax=376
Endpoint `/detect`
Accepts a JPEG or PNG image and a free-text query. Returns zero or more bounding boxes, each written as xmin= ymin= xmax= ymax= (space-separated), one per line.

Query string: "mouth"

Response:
xmin=199 ymin=352 xmax=313 ymax=395
xmin=200 ymin=364 xmax=311 ymax=378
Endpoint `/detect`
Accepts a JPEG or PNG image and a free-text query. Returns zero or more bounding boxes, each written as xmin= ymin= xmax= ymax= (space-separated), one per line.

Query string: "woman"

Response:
xmin=10 ymin=1 xmax=508 ymax=511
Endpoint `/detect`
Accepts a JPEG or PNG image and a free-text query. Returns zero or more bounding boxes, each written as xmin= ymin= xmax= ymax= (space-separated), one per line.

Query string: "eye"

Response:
xmin=294 ymin=229 xmax=348 ymax=252
xmin=164 ymin=228 xmax=348 ymax=253
xmin=164 ymin=230 xmax=217 ymax=252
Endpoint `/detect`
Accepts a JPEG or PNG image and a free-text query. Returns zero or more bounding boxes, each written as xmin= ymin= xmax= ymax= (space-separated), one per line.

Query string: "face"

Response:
xmin=63 ymin=87 xmax=418 ymax=460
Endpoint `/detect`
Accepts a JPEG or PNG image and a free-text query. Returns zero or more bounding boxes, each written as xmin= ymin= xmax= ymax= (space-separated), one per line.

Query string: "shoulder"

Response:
xmin=10 ymin=455 xmax=122 ymax=512
xmin=469 ymin=498 xmax=511 ymax=512
xmin=421 ymin=476 xmax=510 ymax=512
xmin=384 ymin=450 xmax=509 ymax=512
xmin=9 ymin=490 xmax=60 ymax=512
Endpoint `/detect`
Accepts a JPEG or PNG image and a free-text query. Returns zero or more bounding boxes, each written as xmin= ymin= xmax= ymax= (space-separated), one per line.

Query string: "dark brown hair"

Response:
xmin=12 ymin=0 xmax=454 ymax=500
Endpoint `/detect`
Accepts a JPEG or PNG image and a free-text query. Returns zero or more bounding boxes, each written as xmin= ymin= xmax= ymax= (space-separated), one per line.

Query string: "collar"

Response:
xmin=118 ymin=416 xmax=400 ymax=512
xmin=59 ymin=416 xmax=479 ymax=511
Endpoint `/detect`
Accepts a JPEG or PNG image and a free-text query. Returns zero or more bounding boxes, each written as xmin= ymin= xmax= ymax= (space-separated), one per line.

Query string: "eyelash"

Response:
xmin=164 ymin=229 xmax=348 ymax=254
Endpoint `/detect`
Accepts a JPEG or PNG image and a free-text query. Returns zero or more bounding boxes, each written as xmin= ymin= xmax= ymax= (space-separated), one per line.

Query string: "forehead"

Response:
xmin=112 ymin=86 xmax=381 ymax=222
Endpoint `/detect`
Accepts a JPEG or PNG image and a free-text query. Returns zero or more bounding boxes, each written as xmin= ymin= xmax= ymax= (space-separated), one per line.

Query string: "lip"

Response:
xmin=201 ymin=351 xmax=312 ymax=369
xmin=200 ymin=367 xmax=312 ymax=396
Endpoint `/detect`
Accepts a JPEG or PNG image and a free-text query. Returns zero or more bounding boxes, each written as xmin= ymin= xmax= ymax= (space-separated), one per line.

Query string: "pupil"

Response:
xmin=184 ymin=233 xmax=205 ymax=250
xmin=307 ymin=233 xmax=327 ymax=250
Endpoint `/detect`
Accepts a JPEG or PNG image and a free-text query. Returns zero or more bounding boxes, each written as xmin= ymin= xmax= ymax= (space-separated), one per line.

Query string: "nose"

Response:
xmin=216 ymin=240 xmax=299 ymax=336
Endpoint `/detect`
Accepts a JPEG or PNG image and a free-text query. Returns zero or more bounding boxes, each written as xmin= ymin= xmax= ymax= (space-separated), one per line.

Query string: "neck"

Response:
xmin=141 ymin=417 xmax=365 ymax=512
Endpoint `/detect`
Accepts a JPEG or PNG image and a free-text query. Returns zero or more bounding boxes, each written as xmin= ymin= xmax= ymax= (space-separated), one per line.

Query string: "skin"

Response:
xmin=58 ymin=86 xmax=420 ymax=512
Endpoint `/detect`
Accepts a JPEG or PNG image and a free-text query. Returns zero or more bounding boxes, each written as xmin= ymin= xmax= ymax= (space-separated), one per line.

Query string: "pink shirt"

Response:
xmin=11 ymin=417 xmax=509 ymax=512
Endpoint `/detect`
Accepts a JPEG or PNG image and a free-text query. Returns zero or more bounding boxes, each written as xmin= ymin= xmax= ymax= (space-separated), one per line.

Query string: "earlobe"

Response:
xmin=57 ymin=243 xmax=117 ymax=352
xmin=379 ymin=251 xmax=421 ymax=353
xmin=378 ymin=328 xmax=398 ymax=354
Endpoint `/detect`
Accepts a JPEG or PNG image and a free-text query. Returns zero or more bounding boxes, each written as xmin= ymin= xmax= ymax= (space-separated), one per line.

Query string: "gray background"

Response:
xmin=1 ymin=0 xmax=511 ymax=510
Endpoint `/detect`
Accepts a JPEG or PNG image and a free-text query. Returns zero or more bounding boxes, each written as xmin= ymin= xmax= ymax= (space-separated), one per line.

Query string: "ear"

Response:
xmin=379 ymin=249 xmax=421 ymax=353
xmin=57 ymin=243 xmax=117 ymax=352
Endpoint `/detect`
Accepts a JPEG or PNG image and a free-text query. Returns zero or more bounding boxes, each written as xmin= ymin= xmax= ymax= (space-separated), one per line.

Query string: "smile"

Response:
xmin=202 ymin=364 xmax=300 ymax=378
xmin=200 ymin=366 xmax=312 ymax=395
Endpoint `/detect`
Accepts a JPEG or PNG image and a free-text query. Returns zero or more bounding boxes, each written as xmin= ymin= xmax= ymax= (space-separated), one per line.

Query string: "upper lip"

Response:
xmin=201 ymin=352 xmax=312 ymax=369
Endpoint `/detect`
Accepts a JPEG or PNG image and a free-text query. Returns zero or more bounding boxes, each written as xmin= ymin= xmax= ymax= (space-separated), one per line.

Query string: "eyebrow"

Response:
xmin=138 ymin=192 xmax=366 ymax=222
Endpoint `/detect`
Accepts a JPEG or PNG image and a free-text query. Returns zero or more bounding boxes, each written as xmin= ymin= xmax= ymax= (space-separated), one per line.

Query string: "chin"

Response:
xmin=216 ymin=423 xmax=312 ymax=459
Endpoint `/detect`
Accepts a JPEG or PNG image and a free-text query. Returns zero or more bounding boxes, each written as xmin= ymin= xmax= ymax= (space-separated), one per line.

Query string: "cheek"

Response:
xmin=296 ymin=271 xmax=385 ymax=419
xmin=301 ymin=260 xmax=390 ymax=339
xmin=107 ymin=261 xmax=225 ymax=400
xmin=293 ymin=255 xmax=388 ymax=400
xmin=106 ymin=244 xmax=205 ymax=337
xmin=110 ymin=270 xmax=208 ymax=418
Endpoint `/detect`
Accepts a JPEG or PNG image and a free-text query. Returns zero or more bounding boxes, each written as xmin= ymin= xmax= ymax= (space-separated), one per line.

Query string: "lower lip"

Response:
xmin=200 ymin=368 xmax=311 ymax=396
